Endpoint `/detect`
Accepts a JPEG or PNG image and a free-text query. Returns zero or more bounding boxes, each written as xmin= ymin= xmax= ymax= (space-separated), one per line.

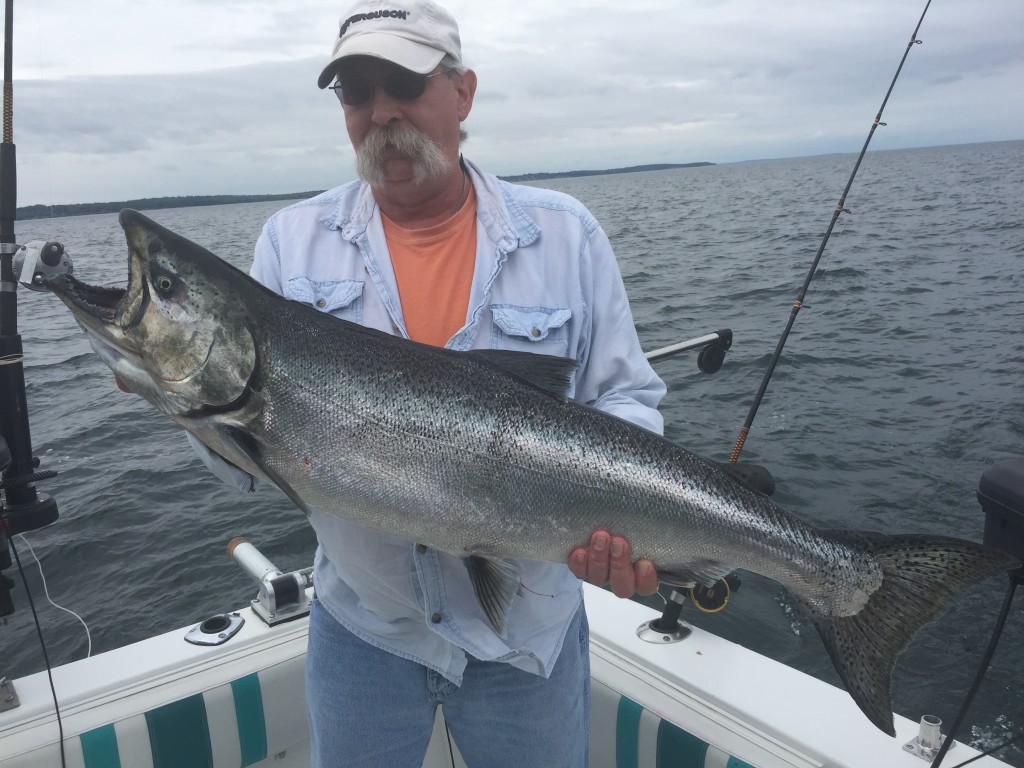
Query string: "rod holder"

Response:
xmin=228 ymin=537 xmax=312 ymax=626
xmin=903 ymin=714 xmax=951 ymax=761
xmin=637 ymin=589 xmax=692 ymax=644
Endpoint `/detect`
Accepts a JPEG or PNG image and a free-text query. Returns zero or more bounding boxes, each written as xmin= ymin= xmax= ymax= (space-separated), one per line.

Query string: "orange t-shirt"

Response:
xmin=382 ymin=184 xmax=478 ymax=348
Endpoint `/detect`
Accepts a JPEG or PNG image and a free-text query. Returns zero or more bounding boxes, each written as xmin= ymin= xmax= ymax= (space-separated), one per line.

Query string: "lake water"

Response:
xmin=4 ymin=139 xmax=1023 ymax=763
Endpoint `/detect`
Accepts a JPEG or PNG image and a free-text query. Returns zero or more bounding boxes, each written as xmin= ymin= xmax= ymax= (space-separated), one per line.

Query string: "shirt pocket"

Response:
xmin=285 ymin=277 xmax=364 ymax=324
xmin=490 ymin=304 xmax=572 ymax=357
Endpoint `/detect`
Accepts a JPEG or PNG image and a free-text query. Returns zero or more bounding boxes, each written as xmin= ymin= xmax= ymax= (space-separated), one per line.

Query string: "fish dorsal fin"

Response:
xmin=464 ymin=554 xmax=522 ymax=637
xmin=466 ymin=349 xmax=577 ymax=399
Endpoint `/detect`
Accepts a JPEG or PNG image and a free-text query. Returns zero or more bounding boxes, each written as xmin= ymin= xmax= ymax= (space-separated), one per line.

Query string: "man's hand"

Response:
xmin=568 ymin=530 xmax=659 ymax=598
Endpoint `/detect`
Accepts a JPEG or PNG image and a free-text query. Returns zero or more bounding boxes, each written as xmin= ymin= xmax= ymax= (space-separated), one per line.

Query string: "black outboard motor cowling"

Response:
xmin=979 ymin=457 xmax=1024 ymax=572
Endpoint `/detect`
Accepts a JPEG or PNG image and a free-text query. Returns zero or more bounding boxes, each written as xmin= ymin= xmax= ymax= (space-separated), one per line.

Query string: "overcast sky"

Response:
xmin=10 ymin=0 xmax=1023 ymax=206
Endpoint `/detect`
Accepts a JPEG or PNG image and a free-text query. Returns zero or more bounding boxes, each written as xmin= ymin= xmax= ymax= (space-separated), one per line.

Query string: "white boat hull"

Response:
xmin=0 ymin=584 xmax=1010 ymax=768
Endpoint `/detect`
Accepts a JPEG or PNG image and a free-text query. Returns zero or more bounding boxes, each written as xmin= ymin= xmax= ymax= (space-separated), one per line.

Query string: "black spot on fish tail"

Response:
xmin=805 ymin=531 xmax=1019 ymax=737
xmin=222 ymin=426 xmax=312 ymax=517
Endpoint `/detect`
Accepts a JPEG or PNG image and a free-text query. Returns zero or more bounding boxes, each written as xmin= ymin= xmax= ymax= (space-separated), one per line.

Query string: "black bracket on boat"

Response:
xmin=645 ymin=329 xmax=733 ymax=374
xmin=637 ymin=589 xmax=692 ymax=644
xmin=979 ymin=456 xmax=1024 ymax=578
xmin=185 ymin=612 xmax=245 ymax=646
xmin=0 ymin=237 xmax=72 ymax=621
xmin=227 ymin=536 xmax=312 ymax=627
xmin=637 ymin=574 xmax=743 ymax=645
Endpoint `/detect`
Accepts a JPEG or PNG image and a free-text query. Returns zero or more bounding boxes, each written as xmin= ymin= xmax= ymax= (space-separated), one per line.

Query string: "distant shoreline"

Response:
xmin=15 ymin=191 xmax=324 ymax=222
xmin=498 ymin=162 xmax=713 ymax=182
xmin=15 ymin=162 xmax=713 ymax=220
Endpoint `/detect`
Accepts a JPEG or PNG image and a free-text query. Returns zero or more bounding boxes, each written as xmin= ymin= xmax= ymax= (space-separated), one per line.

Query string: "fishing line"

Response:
xmin=29 ymin=0 xmax=56 ymax=217
xmin=801 ymin=206 xmax=848 ymax=312
xmin=729 ymin=0 xmax=934 ymax=463
xmin=947 ymin=732 xmax=1024 ymax=768
xmin=15 ymin=533 xmax=92 ymax=657
xmin=929 ymin=575 xmax=1019 ymax=768
xmin=7 ymin=534 xmax=67 ymax=768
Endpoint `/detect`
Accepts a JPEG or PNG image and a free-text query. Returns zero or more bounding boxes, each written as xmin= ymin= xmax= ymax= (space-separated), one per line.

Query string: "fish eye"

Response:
xmin=154 ymin=275 xmax=175 ymax=296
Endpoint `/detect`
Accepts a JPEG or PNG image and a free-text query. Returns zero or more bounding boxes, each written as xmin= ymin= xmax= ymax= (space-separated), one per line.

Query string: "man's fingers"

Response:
xmin=635 ymin=559 xmax=659 ymax=596
xmin=586 ymin=530 xmax=611 ymax=584
xmin=608 ymin=536 xmax=636 ymax=598
xmin=568 ymin=548 xmax=588 ymax=580
xmin=568 ymin=531 xmax=661 ymax=599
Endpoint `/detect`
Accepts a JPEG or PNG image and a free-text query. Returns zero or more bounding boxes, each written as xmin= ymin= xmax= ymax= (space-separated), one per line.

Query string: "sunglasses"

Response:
xmin=329 ymin=68 xmax=452 ymax=107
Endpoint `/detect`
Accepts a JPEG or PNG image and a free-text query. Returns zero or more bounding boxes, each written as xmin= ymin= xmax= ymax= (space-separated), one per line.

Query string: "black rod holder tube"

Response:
xmin=0 ymin=0 xmax=58 ymax=569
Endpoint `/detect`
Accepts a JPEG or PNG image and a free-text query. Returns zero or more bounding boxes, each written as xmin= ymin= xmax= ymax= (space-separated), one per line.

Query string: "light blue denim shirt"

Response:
xmin=192 ymin=158 xmax=665 ymax=684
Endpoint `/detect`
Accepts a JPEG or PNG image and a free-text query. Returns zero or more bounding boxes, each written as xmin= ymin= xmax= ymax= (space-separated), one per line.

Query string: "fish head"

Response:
xmin=45 ymin=209 xmax=258 ymax=418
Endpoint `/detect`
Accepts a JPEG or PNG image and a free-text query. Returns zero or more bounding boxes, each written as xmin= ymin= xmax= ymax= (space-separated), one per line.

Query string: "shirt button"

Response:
xmin=530 ymin=328 xmax=541 ymax=338
xmin=431 ymin=612 xmax=443 ymax=624
xmin=315 ymin=298 xmax=327 ymax=308
xmin=416 ymin=544 xmax=427 ymax=554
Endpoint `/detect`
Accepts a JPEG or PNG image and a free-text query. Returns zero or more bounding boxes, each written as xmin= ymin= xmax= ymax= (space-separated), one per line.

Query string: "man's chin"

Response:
xmin=361 ymin=159 xmax=450 ymax=187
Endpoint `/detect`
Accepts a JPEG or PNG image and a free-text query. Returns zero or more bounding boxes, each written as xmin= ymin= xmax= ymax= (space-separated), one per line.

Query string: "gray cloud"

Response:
xmin=11 ymin=0 xmax=1024 ymax=205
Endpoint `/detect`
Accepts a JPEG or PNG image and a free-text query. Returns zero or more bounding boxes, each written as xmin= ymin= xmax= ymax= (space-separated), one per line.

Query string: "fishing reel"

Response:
xmin=637 ymin=573 xmax=743 ymax=644
xmin=12 ymin=240 xmax=73 ymax=291
xmin=645 ymin=329 xmax=732 ymax=373
xmin=689 ymin=573 xmax=742 ymax=613
xmin=696 ymin=329 xmax=732 ymax=374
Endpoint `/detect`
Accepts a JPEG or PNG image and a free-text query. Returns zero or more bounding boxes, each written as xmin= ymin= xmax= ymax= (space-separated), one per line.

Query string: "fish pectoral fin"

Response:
xmin=222 ymin=426 xmax=312 ymax=517
xmin=659 ymin=560 xmax=734 ymax=589
xmin=466 ymin=349 xmax=577 ymax=400
xmin=464 ymin=554 xmax=522 ymax=638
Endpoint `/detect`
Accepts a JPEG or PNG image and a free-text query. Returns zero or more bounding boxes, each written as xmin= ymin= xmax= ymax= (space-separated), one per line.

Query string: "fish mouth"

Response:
xmin=45 ymin=246 xmax=148 ymax=337
xmin=45 ymin=274 xmax=127 ymax=323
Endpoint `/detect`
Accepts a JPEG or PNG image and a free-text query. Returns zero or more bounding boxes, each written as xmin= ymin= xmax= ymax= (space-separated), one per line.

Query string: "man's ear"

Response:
xmin=456 ymin=69 xmax=477 ymax=122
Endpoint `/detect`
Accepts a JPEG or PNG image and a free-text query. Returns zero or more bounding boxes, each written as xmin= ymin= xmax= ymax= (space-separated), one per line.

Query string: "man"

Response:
xmin=192 ymin=1 xmax=664 ymax=765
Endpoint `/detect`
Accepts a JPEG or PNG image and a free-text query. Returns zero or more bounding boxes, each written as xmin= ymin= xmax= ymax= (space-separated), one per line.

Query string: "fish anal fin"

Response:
xmin=464 ymin=554 xmax=522 ymax=638
xmin=223 ymin=426 xmax=312 ymax=517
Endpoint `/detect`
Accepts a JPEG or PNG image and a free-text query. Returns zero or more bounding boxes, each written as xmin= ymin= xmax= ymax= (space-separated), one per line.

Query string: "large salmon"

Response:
xmin=46 ymin=209 xmax=1017 ymax=735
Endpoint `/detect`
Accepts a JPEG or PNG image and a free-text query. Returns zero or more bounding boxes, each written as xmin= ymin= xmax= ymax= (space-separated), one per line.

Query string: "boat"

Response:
xmin=3 ymin=4 xmax=1022 ymax=765
xmin=2 ymin=529 xmax=1020 ymax=768
xmin=2 ymin=314 xmax=1021 ymax=768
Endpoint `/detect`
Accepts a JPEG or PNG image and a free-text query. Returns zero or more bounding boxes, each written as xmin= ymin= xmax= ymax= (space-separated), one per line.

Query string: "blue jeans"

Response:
xmin=305 ymin=600 xmax=590 ymax=767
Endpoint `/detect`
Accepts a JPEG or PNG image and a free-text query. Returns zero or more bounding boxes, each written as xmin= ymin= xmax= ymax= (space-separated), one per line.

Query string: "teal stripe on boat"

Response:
xmin=616 ymin=696 xmax=644 ymax=768
xmin=656 ymin=718 xmax=709 ymax=768
xmin=80 ymin=724 xmax=121 ymax=768
xmin=231 ymin=674 xmax=268 ymax=766
xmin=727 ymin=758 xmax=756 ymax=768
xmin=145 ymin=695 xmax=213 ymax=768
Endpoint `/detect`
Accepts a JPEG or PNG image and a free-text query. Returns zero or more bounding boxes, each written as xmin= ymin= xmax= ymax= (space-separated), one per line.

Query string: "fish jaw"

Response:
xmin=44 ymin=273 xmax=159 ymax=395
xmin=45 ymin=209 xmax=259 ymax=418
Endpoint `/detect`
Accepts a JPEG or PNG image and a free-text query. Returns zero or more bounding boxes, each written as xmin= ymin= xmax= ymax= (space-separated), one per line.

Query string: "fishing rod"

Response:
xmin=721 ymin=3 xmax=1024 ymax=762
xmin=0 ymin=0 xmax=67 ymax=764
xmin=1 ymin=0 xmax=62 ymax=606
xmin=728 ymin=0 xmax=933 ymax=464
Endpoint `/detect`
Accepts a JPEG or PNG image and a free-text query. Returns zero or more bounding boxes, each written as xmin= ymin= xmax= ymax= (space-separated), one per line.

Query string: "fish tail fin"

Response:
xmin=807 ymin=533 xmax=1018 ymax=736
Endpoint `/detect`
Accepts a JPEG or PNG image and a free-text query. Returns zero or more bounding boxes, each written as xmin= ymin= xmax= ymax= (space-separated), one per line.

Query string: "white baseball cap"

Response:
xmin=317 ymin=0 xmax=463 ymax=88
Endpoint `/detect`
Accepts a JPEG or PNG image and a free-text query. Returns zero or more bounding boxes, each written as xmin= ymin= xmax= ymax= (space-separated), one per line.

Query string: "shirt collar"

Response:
xmin=319 ymin=157 xmax=541 ymax=252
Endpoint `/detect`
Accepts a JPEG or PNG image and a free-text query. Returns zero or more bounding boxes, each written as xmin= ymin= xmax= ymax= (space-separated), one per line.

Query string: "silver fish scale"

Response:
xmin=241 ymin=298 xmax=881 ymax=616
